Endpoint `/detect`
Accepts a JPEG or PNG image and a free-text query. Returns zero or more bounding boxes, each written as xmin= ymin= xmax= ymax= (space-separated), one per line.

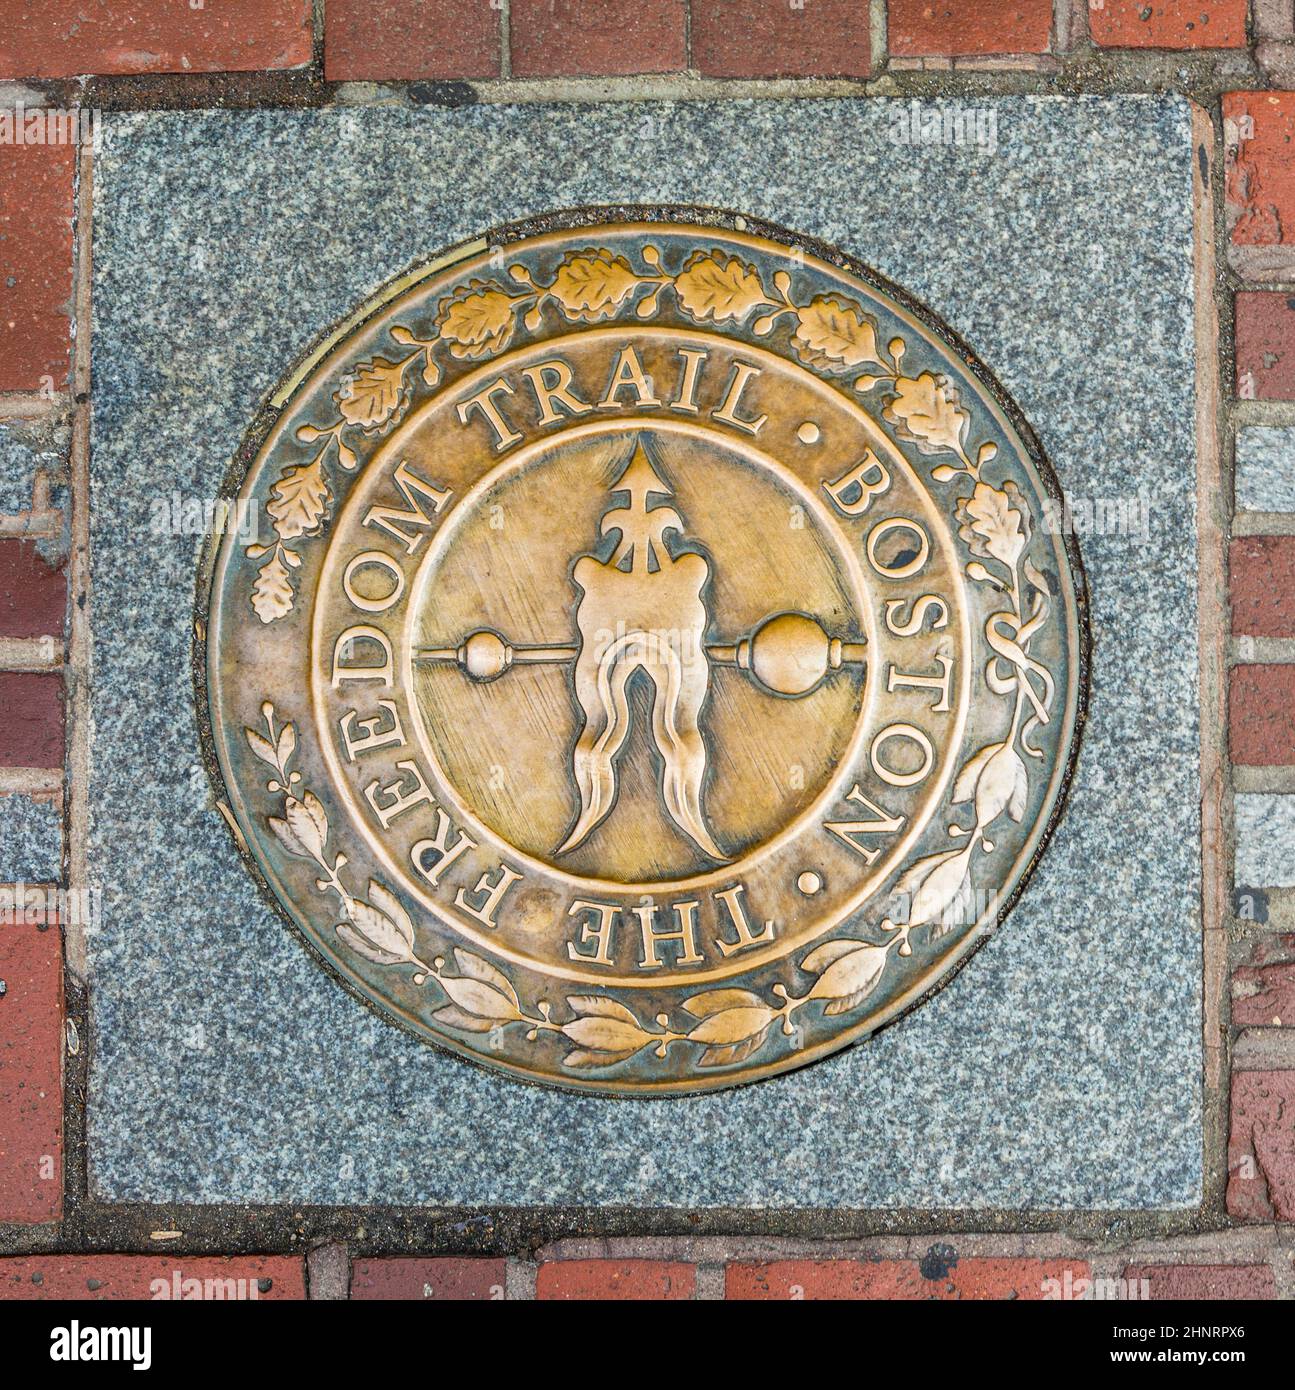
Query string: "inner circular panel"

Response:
xmin=408 ymin=423 xmax=867 ymax=883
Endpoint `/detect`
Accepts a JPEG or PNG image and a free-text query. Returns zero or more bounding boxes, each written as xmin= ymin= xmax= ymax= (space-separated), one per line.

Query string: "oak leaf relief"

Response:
xmin=265 ymin=454 xmax=331 ymax=541
xmin=547 ymin=249 xmax=643 ymax=321
xmin=883 ymin=371 xmax=969 ymax=458
xmin=436 ymin=281 xmax=519 ymax=360
xmin=334 ymin=357 xmax=411 ymax=431
xmin=955 ymin=480 xmax=1031 ymax=569
xmin=673 ymin=251 xmax=769 ymax=323
xmin=790 ymin=295 xmax=886 ymax=370
xmin=249 ymin=546 xmax=295 ymax=624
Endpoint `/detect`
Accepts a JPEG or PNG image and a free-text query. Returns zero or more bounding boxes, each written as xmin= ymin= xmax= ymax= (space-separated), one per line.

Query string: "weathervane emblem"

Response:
xmin=562 ymin=439 xmax=722 ymax=859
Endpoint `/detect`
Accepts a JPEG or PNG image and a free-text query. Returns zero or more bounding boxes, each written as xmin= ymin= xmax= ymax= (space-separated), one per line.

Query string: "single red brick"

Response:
xmin=324 ymin=0 xmax=501 ymax=81
xmin=511 ymin=0 xmax=685 ymax=77
xmin=1229 ymin=664 xmax=1295 ymax=766
xmin=0 ymin=671 xmax=64 ymax=767
xmin=0 ymin=672 xmax=63 ymax=767
xmin=692 ymin=1 xmax=873 ymax=78
xmin=942 ymin=1257 xmax=1084 ymax=1300
xmin=1225 ymin=92 xmax=1295 ymax=252
xmin=0 ymin=142 xmax=74 ymax=394
xmin=1242 ymin=932 xmax=1295 ymax=967
xmin=0 ymin=1 xmax=312 ymax=79
xmin=351 ymin=1258 xmax=506 ymax=1300
xmin=1090 ymin=2 xmax=1248 ymax=48
xmin=1228 ymin=1070 xmax=1295 ymax=1220
xmin=1235 ymin=291 xmax=1295 ymax=399
xmin=0 ymin=1255 xmax=305 ymax=1299
xmin=1123 ymin=1263 xmax=1278 ymax=1299
xmin=1231 ymin=537 xmax=1295 ymax=638
xmin=726 ymin=1259 xmax=903 ymax=1299
xmin=1233 ymin=934 xmax=1295 ymax=1027
xmin=0 ymin=541 xmax=66 ymax=641
xmin=0 ymin=912 xmax=62 ymax=1224
xmin=536 ymin=1259 xmax=695 ymax=1300
xmin=726 ymin=1257 xmax=1086 ymax=1300
xmin=888 ymin=1 xmax=1053 ymax=57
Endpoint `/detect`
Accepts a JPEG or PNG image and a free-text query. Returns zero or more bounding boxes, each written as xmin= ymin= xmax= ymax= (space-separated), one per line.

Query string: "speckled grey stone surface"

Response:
xmin=0 ymin=419 xmax=67 ymax=515
xmin=1235 ymin=794 xmax=1295 ymax=887
xmin=0 ymin=793 xmax=61 ymax=882
xmin=1235 ymin=426 xmax=1295 ymax=513
xmin=89 ymin=98 xmax=1202 ymax=1208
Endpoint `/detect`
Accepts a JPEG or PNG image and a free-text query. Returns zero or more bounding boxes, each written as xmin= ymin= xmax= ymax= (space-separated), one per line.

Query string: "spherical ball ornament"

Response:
xmin=462 ymin=629 xmax=510 ymax=682
xmin=749 ymin=612 xmax=830 ymax=696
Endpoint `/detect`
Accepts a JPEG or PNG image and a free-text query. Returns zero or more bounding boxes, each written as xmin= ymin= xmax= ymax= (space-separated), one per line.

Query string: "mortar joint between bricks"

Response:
xmin=870 ymin=0 xmax=887 ymax=74
xmin=504 ymin=1257 xmax=537 ymax=1301
xmin=499 ymin=0 xmax=512 ymax=83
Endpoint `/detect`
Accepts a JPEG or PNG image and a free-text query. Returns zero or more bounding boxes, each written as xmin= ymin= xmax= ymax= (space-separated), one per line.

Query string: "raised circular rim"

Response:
xmin=194 ymin=204 xmax=1092 ymax=1098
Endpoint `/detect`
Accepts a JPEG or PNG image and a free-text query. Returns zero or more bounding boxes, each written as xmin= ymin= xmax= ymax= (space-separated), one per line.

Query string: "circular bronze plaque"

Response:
xmin=200 ymin=209 xmax=1087 ymax=1094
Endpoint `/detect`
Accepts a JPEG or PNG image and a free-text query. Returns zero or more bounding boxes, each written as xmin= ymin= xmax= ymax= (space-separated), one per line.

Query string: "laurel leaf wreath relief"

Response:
xmin=243 ymin=701 xmax=915 ymax=1073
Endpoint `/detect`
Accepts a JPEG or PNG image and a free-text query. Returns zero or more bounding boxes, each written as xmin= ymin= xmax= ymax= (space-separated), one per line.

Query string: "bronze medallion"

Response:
xmin=200 ymin=209 xmax=1087 ymax=1094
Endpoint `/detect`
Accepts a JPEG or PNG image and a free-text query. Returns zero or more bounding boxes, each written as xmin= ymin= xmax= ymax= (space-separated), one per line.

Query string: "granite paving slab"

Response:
xmin=0 ymin=419 xmax=67 ymax=518
xmin=0 ymin=793 xmax=61 ymax=882
xmin=88 ymin=96 xmax=1202 ymax=1208
xmin=1235 ymin=794 xmax=1295 ymax=888
xmin=1235 ymin=425 xmax=1295 ymax=514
